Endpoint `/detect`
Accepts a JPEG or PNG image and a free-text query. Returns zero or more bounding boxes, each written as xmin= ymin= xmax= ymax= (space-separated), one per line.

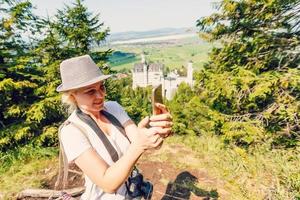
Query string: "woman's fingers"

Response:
xmin=143 ymin=129 xmax=164 ymax=148
xmin=150 ymin=133 xmax=161 ymax=143
xmin=137 ymin=116 xmax=150 ymax=128
xmin=149 ymin=113 xmax=173 ymax=128
xmin=160 ymin=128 xmax=172 ymax=137
xmin=154 ymin=103 xmax=169 ymax=114
xmin=153 ymin=140 xmax=164 ymax=150
xmin=149 ymin=120 xmax=173 ymax=128
xmin=150 ymin=127 xmax=172 ymax=138
xmin=136 ymin=123 xmax=172 ymax=151
xmin=152 ymin=137 xmax=164 ymax=148
xmin=150 ymin=113 xmax=172 ymax=122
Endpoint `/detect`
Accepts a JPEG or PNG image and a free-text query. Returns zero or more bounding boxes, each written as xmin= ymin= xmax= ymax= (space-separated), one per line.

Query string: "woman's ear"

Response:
xmin=69 ymin=91 xmax=77 ymax=104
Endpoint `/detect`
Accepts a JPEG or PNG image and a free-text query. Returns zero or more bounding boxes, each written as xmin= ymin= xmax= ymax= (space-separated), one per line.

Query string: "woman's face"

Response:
xmin=72 ymin=81 xmax=106 ymax=113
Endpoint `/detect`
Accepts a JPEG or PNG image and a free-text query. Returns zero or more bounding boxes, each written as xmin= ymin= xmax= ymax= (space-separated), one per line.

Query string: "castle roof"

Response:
xmin=133 ymin=62 xmax=163 ymax=72
xmin=133 ymin=63 xmax=144 ymax=72
xmin=148 ymin=63 xmax=163 ymax=72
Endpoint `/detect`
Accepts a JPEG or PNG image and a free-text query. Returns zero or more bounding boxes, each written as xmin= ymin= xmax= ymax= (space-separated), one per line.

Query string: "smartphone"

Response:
xmin=151 ymin=84 xmax=163 ymax=115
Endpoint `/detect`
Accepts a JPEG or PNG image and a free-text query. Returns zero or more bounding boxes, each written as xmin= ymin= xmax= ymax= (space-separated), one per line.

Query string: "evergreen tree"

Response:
xmin=196 ymin=0 xmax=300 ymax=146
xmin=54 ymin=0 xmax=111 ymax=62
xmin=0 ymin=0 xmax=41 ymax=150
xmin=28 ymin=0 xmax=112 ymax=147
xmin=0 ymin=0 xmax=112 ymax=150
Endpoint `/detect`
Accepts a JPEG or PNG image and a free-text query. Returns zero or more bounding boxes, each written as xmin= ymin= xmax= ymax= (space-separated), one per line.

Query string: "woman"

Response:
xmin=56 ymin=55 xmax=173 ymax=200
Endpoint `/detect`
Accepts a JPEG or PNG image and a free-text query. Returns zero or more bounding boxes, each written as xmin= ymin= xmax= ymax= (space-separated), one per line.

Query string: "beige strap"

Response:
xmin=66 ymin=121 xmax=93 ymax=200
xmin=55 ymin=120 xmax=92 ymax=192
xmin=55 ymin=122 xmax=71 ymax=190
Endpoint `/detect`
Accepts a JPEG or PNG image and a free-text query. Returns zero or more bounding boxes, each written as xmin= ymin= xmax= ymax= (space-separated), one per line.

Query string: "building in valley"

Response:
xmin=132 ymin=53 xmax=194 ymax=100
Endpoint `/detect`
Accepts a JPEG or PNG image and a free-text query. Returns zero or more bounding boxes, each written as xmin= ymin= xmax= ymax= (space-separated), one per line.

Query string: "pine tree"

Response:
xmin=28 ymin=0 xmax=112 ymax=147
xmin=54 ymin=0 xmax=111 ymax=62
xmin=0 ymin=0 xmax=112 ymax=150
xmin=196 ymin=0 xmax=300 ymax=146
xmin=0 ymin=0 xmax=41 ymax=150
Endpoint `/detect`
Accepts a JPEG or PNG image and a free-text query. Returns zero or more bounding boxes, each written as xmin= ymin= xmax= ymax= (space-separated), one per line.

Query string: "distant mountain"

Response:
xmin=107 ymin=27 xmax=197 ymax=42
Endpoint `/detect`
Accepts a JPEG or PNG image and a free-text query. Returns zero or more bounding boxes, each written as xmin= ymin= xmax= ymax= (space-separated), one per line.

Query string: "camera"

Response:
xmin=126 ymin=168 xmax=153 ymax=200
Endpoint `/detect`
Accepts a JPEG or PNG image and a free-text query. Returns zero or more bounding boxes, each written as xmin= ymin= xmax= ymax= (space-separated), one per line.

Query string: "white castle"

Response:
xmin=132 ymin=54 xmax=194 ymax=100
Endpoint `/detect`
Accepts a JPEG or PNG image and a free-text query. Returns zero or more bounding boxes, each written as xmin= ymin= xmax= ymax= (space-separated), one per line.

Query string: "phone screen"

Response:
xmin=152 ymin=84 xmax=163 ymax=115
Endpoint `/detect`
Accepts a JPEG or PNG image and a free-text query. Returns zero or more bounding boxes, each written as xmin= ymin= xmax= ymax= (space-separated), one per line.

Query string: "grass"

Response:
xmin=160 ymin=134 xmax=300 ymax=200
xmin=0 ymin=157 xmax=58 ymax=199
xmin=0 ymin=145 xmax=58 ymax=199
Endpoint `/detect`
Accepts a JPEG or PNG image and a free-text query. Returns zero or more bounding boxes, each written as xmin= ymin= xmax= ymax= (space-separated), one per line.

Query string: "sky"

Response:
xmin=30 ymin=0 xmax=219 ymax=33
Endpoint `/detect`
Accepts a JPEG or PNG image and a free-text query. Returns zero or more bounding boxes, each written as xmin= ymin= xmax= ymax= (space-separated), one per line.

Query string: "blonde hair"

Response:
xmin=61 ymin=90 xmax=77 ymax=114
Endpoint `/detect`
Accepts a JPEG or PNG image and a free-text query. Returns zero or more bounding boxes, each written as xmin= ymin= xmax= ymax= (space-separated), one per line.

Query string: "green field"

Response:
xmin=100 ymin=36 xmax=214 ymax=72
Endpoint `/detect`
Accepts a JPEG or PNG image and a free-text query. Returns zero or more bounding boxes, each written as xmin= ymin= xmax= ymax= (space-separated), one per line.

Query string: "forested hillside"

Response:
xmin=0 ymin=0 xmax=299 ymax=199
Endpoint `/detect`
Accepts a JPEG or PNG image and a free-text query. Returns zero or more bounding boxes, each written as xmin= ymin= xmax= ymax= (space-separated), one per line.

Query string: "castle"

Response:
xmin=132 ymin=54 xmax=193 ymax=100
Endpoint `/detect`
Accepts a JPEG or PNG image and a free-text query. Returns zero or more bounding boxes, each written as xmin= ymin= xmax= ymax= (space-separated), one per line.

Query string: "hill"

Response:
xmin=107 ymin=27 xmax=196 ymax=42
xmin=100 ymin=35 xmax=214 ymax=72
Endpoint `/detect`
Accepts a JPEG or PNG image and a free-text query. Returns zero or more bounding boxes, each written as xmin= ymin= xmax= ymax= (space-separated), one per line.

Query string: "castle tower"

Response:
xmin=142 ymin=53 xmax=148 ymax=86
xmin=132 ymin=68 xmax=136 ymax=89
xmin=187 ymin=61 xmax=193 ymax=86
xmin=141 ymin=52 xmax=146 ymax=64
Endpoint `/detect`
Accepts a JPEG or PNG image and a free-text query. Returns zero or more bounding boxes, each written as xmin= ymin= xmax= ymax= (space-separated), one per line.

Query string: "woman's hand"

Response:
xmin=130 ymin=103 xmax=172 ymax=151
xmin=149 ymin=103 xmax=173 ymax=138
xmin=153 ymin=102 xmax=169 ymax=115
xmin=132 ymin=118 xmax=164 ymax=151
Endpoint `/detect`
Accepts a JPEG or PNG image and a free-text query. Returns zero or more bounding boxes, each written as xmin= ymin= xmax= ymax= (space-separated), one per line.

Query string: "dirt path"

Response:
xmin=137 ymin=160 xmax=217 ymax=200
xmin=136 ymin=144 xmax=228 ymax=200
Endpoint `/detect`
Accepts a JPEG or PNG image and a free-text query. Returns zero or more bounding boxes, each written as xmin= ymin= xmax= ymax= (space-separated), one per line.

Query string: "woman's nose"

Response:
xmin=95 ymin=90 xmax=105 ymax=98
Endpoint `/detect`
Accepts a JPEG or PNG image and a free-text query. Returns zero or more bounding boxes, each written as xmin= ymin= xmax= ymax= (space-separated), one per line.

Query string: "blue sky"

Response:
xmin=30 ymin=0 xmax=219 ymax=33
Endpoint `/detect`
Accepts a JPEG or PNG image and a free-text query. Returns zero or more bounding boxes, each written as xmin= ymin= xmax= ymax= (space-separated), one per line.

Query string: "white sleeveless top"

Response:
xmin=60 ymin=101 xmax=131 ymax=200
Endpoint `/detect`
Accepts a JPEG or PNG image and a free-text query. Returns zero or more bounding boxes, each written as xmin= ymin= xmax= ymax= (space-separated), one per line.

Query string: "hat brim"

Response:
xmin=56 ymin=74 xmax=112 ymax=92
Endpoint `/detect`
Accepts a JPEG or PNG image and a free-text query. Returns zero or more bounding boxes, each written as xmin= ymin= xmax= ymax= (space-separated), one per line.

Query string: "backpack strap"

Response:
xmin=55 ymin=121 xmax=71 ymax=190
xmin=55 ymin=119 xmax=95 ymax=190
xmin=75 ymin=108 xmax=120 ymax=162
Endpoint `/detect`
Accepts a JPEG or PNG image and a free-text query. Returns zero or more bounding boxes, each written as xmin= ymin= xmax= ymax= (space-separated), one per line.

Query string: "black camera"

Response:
xmin=126 ymin=168 xmax=153 ymax=200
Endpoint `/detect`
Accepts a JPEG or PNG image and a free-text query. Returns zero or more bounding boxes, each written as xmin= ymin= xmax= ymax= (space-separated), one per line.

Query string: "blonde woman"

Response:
xmin=56 ymin=55 xmax=172 ymax=200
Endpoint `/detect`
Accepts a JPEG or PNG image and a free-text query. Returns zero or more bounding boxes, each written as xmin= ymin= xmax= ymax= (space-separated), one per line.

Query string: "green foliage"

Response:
xmin=194 ymin=0 xmax=300 ymax=147
xmin=28 ymin=0 xmax=111 ymax=148
xmin=168 ymin=83 xmax=197 ymax=135
xmin=0 ymin=0 xmax=40 ymax=126
xmin=122 ymin=87 xmax=151 ymax=122
xmin=105 ymin=76 xmax=131 ymax=102
xmin=0 ymin=0 xmax=111 ymax=155
xmin=0 ymin=123 xmax=32 ymax=151
xmin=0 ymin=144 xmax=57 ymax=176
xmin=26 ymin=96 xmax=62 ymax=124
xmin=221 ymin=121 xmax=264 ymax=146
xmin=55 ymin=0 xmax=109 ymax=53
xmin=35 ymin=126 xmax=59 ymax=147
